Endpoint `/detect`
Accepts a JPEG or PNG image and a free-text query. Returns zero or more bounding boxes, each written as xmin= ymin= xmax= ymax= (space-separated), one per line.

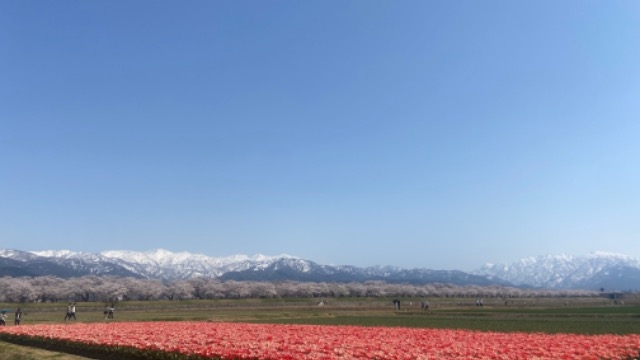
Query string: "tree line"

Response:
xmin=0 ymin=275 xmax=599 ymax=303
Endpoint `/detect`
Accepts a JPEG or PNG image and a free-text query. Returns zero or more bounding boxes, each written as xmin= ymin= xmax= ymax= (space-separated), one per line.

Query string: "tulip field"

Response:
xmin=1 ymin=297 xmax=639 ymax=359
xmin=1 ymin=321 xmax=640 ymax=360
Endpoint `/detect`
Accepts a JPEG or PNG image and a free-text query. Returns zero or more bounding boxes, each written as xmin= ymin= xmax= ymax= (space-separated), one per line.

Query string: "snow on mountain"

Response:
xmin=26 ymin=249 xmax=297 ymax=279
xmin=1 ymin=249 xmax=42 ymax=261
xmin=475 ymin=252 xmax=640 ymax=290
xmin=31 ymin=249 xmax=78 ymax=258
xmin=93 ymin=249 xmax=300 ymax=279
xmin=0 ymin=248 xmax=508 ymax=286
xmin=101 ymin=249 xmax=295 ymax=266
xmin=6 ymin=248 xmax=640 ymax=290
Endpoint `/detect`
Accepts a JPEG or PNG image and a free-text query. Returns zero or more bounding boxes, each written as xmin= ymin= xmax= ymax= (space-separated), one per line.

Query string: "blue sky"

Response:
xmin=1 ymin=1 xmax=639 ymax=271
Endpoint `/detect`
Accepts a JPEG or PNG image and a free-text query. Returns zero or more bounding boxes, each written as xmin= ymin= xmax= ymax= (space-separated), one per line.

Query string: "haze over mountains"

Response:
xmin=1 ymin=249 xmax=639 ymax=291
xmin=474 ymin=252 xmax=640 ymax=291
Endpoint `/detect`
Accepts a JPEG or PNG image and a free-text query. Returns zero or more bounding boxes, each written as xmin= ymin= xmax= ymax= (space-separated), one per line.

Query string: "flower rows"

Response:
xmin=2 ymin=321 xmax=640 ymax=359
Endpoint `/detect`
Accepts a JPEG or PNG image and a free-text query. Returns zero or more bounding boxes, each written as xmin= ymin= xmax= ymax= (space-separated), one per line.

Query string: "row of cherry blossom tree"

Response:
xmin=0 ymin=275 xmax=598 ymax=303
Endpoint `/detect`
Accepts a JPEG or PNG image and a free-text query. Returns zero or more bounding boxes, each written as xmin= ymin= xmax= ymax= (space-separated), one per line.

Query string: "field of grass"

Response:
xmin=0 ymin=340 xmax=92 ymax=360
xmin=2 ymin=294 xmax=639 ymax=358
xmin=2 ymin=294 xmax=639 ymax=333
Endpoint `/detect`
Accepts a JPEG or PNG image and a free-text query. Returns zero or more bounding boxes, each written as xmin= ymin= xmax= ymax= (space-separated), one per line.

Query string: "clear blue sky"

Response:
xmin=1 ymin=1 xmax=639 ymax=271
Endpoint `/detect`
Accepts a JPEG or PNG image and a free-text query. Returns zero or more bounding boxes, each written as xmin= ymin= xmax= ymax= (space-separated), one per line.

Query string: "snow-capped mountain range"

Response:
xmin=474 ymin=252 xmax=640 ymax=290
xmin=0 ymin=248 xmax=297 ymax=280
xmin=2 ymin=249 xmax=640 ymax=291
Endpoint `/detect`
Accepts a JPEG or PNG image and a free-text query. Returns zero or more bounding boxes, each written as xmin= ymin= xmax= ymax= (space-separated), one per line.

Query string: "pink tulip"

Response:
xmin=2 ymin=322 xmax=639 ymax=359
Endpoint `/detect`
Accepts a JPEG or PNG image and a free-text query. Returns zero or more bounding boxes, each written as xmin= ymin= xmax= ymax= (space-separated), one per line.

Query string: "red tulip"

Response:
xmin=1 ymin=321 xmax=639 ymax=359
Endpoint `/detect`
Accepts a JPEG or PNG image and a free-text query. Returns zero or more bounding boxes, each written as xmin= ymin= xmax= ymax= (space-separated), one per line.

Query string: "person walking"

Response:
xmin=64 ymin=303 xmax=72 ymax=321
xmin=70 ymin=302 xmax=77 ymax=320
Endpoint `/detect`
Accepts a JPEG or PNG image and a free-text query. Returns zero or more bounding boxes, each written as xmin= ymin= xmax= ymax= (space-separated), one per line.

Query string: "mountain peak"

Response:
xmin=587 ymin=251 xmax=633 ymax=260
xmin=4 ymin=248 xmax=640 ymax=290
xmin=476 ymin=252 xmax=640 ymax=290
xmin=1 ymin=248 xmax=508 ymax=287
xmin=30 ymin=249 xmax=78 ymax=258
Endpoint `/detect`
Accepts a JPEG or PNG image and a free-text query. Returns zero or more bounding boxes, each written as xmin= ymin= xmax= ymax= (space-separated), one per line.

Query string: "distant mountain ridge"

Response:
xmin=474 ymin=252 xmax=640 ymax=291
xmin=0 ymin=248 xmax=509 ymax=287
xmin=25 ymin=249 xmax=296 ymax=280
xmin=2 ymin=249 xmax=640 ymax=290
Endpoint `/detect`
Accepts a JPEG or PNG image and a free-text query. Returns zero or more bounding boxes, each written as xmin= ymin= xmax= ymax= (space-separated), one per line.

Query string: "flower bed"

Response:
xmin=1 ymin=322 xmax=639 ymax=359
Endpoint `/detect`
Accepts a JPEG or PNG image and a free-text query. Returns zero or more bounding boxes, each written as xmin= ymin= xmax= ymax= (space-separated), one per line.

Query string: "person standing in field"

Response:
xmin=64 ymin=303 xmax=73 ymax=321
xmin=14 ymin=308 xmax=22 ymax=325
xmin=103 ymin=304 xmax=114 ymax=320
xmin=70 ymin=302 xmax=77 ymax=320
xmin=0 ymin=311 xmax=6 ymax=326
